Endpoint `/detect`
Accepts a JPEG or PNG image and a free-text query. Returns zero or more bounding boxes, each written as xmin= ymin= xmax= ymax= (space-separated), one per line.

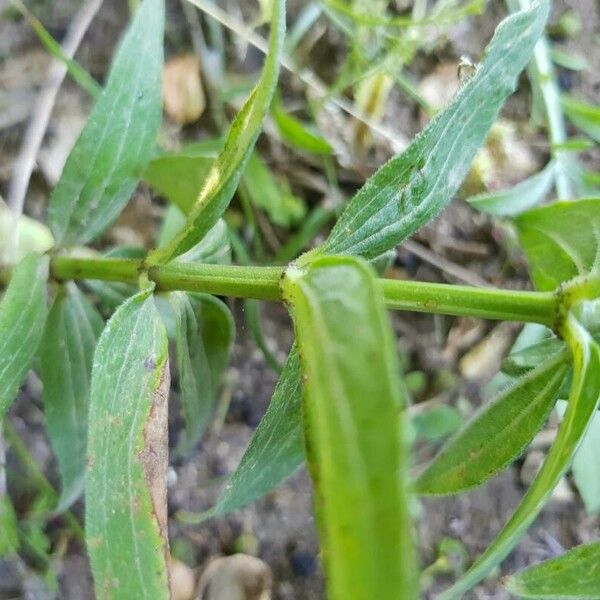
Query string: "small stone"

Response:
xmin=195 ymin=554 xmax=272 ymax=600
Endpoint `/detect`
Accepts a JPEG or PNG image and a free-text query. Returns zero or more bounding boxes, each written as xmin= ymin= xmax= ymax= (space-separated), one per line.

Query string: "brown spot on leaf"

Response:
xmin=139 ymin=359 xmax=170 ymax=568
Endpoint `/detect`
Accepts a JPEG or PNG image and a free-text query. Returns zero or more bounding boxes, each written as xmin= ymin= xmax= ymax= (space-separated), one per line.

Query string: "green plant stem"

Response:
xmin=506 ymin=0 xmax=573 ymax=200
xmin=3 ymin=421 xmax=84 ymax=540
xmin=48 ymin=255 xmax=557 ymax=326
xmin=379 ymin=279 xmax=555 ymax=326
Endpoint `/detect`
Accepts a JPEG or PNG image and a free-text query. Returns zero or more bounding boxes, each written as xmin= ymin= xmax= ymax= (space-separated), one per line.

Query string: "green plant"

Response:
xmin=1 ymin=0 xmax=600 ymax=598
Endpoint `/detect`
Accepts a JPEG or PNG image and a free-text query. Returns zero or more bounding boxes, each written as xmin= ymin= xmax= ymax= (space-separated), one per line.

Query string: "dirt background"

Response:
xmin=1 ymin=0 xmax=599 ymax=598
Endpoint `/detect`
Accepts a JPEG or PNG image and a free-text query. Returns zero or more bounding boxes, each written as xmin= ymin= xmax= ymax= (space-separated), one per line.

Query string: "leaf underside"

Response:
xmin=505 ymin=540 xmax=600 ymax=598
xmin=86 ymin=289 xmax=170 ymax=599
xmin=283 ymin=255 xmax=417 ymax=600
xmin=170 ymin=292 xmax=234 ymax=455
xmin=0 ymin=254 xmax=48 ymax=417
xmin=40 ymin=283 xmax=104 ymax=510
xmin=415 ymin=350 xmax=569 ymax=496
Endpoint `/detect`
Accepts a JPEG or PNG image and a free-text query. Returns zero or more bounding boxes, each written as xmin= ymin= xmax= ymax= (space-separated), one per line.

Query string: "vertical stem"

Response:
xmin=505 ymin=0 xmax=573 ymax=200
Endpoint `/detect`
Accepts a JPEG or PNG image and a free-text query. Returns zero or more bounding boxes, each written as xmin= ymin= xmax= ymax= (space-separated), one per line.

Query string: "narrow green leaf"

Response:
xmin=501 ymin=336 xmax=566 ymax=376
xmin=515 ymin=198 xmax=600 ymax=291
xmin=282 ymin=255 xmax=417 ymax=600
xmin=242 ymin=152 xmax=306 ymax=228
xmin=172 ymin=218 xmax=232 ymax=265
xmin=466 ymin=161 xmax=556 ymax=216
xmin=562 ymin=95 xmax=600 ymax=143
xmin=48 ymin=0 xmax=164 ymax=246
xmin=272 ymin=103 xmax=333 ymax=155
xmin=317 ymin=1 xmax=549 ymax=261
xmin=14 ymin=0 xmax=101 ymax=98
xmin=412 ymin=405 xmax=462 ymax=442
xmin=505 ymin=540 xmax=600 ymax=598
xmin=170 ymin=292 xmax=234 ymax=455
xmin=0 ymin=254 xmax=48 ymax=417
xmin=572 ymin=411 xmax=600 ymax=515
xmin=209 ymin=347 xmax=304 ymax=517
xmin=439 ymin=312 xmax=600 ymax=599
xmin=40 ymin=283 xmax=104 ymax=510
xmin=415 ymin=350 xmax=569 ymax=495
xmin=550 ymin=48 xmax=589 ymax=71
xmin=86 ymin=288 xmax=170 ymax=599
xmin=143 ymin=140 xmax=220 ymax=214
xmin=148 ymin=0 xmax=285 ymax=265
xmin=0 ymin=497 xmax=19 ymax=556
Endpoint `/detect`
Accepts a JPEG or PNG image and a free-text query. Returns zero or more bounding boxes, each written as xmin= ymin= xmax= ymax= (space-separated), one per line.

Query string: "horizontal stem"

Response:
xmin=379 ymin=279 xmax=556 ymax=326
xmin=49 ymin=256 xmax=557 ymax=325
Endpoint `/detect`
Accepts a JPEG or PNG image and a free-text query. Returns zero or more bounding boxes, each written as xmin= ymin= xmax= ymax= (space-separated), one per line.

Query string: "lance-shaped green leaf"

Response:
xmin=505 ymin=540 xmax=600 ymax=598
xmin=40 ymin=283 xmax=104 ymax=510
xmin=0 ymin=254 xmax=48 ymax=417
xmin=86 ymin=288 xmax=170 ymax=599
xmin=501 ymin=336 xmax=566 ymax=376
xmin=173 ymin=219 xmax=232 ymax=265
xmin=515 ymin=198 xmax=600 ymax=291
xmin=466 ymin=161 xmax=556 ymax=216
xmin=415 ymin=349 xmax=569 ymax=495
xmin=148 ymin=0 xmax=285 ymax=265
xmin=562 ymin=95 xmax=600 ymax=144
xmin=438 ymin=311 xmax=600 ymax=600
xmin=282 ymin=255 xmax=417 ymax=600
xmin=170 ymin=292 xmax=234 ymax=455
xmin=242 ymin=152 xmax=306 ymax=228
xmin=47 ymin=0 xmax=164 ymax=246
xmin=272 ymin=103 xmax=333 ymax=155
xmin=143 ymin=140 xmax=221 ymax=215
xmin=207 ymin=347 xmax=304 ymax=518
xmin=316 ymin=1 xmax=549 ymax=261
xmin=571 ymin=408 xmax=600 ymax=515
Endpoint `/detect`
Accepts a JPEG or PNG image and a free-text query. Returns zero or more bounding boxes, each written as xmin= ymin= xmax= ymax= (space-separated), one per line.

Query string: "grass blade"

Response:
xmin=415 ymin=350 xmax=569 ymax=495
xmin=282 ymin=255 xmax=417 ymax=600
xmin=170 ymin=292 xmax=234 ymax=455
xmin=148 ymin=0 xmax=286 ymax=265
xmin=86 ymin=287 xmax=170 ymax=599
xmin=0 ymin=254 xmax=48 ymax=417
xmin=40 ymin=283 xmax=104 ymax=510
xmin=505 ymin=540 xmax=600 ymax=598
xmin=317 ymin=0 xmax=549 ymax=261
xmin=439 ymin=312 xmax=600 ymax=599
xmin=48 ymin=0 xmax=164 ymax=246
